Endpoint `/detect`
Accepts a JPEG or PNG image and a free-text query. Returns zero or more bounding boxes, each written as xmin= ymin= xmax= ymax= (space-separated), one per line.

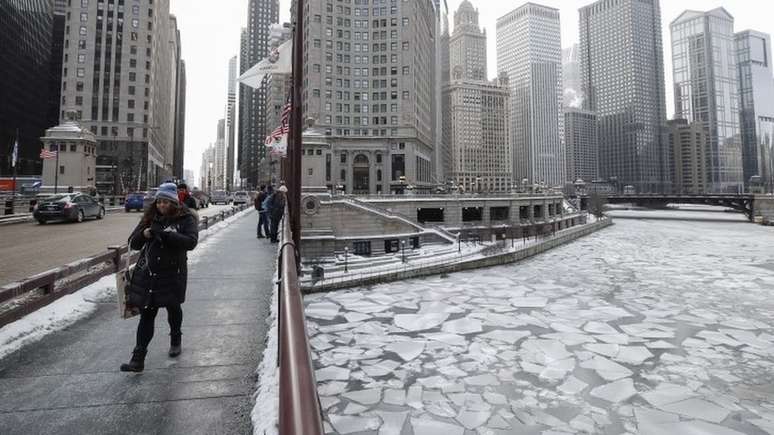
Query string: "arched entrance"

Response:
xmin=353 ymin=154 xmax=370 ymax=194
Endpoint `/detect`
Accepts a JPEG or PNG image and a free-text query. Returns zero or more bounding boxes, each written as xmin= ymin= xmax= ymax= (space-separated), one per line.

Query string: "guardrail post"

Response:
xmin=202 ymin=216 xmax=209 ymax=229
xmin=4 ymin=199 xmax=13 ymax=215
xmin=109 ymin=196 xmax=116 ymax=206
xmin=107 ymin=245 xmax=124 ymax=272
xmin=29 ymin=199 xmax=37 ymax=213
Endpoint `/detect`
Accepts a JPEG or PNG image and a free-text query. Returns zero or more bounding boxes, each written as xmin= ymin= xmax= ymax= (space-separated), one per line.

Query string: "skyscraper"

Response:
xmin=581 ymin=0 xmax=668 ymax=194
xmin=435 ymin=0 xmax=450 ymax=184
xmin=0 ymin=0 xmax=54 ymax=178
xmin=264 ymin=23 xmax=292 ymax=185
xmin=174 ymin=59 xmax=187 ymax=180
xmin=671 ymin=8 xmax=743 ymax=193
xmin=667 ymin=119 xmax=707 ymax=194
xmin=238 ymin=0 xmax=279 ymax=189
xmin=301 ymin=0 xmax=439 ymax=194
xmin=58 ymin=0 xmax=183 ymax=193
xmin=214 ymin=119 xmax=226 ymax=190
xmin=444 ymin=1 xmax=511 ymax=193
xmin=497 ymin=3 xmax=565 ymax=187
xmin=226 ymin=55 xmax=237 ymax=191
xmin=735 ymin=30 xmax=774 ymax=192
xmin=564 ymin=108 xmax=598 ymax=183
xmin=562 ymin=44 xmax=582 ymax=109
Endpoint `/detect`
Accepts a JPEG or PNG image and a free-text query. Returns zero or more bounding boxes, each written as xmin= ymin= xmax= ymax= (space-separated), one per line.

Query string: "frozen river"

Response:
xmin=304 ymin=210 xmax=774 ymax=435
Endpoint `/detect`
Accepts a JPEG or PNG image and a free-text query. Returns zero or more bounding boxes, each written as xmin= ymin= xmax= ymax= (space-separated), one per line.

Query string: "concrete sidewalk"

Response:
xmin=0 ymin=212 xmax=276 ymax=434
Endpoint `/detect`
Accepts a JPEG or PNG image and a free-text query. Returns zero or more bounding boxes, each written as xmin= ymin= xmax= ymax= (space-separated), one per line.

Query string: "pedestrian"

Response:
xmin=262 ymin=185 xmax=274 ymax=236
xmin=269 ymin=185 xmax=287 ymax=243
xmin=120 ymin=182 xmax=199 ymax=372
xmin=176 ymin=183 xmax=198 ymax=209
xmin=255 ymin=185 xmax=269 ymax=238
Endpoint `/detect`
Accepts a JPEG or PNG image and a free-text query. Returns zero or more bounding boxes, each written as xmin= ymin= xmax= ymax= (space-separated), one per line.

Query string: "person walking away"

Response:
xmin=255 ymin=185 xmax=268 ymax=238
xmin=177 ymin=183 xmax=198 ymax=209
xmin=269 ymin=185 xmax=287 ymax=243
xmin=261 ymin=185 xmax=274 ymax=237
xmin=120 ymin=182 xmax=199 ymax=372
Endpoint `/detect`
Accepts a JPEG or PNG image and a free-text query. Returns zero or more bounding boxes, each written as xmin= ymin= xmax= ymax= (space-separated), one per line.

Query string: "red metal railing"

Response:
xmin=278 ymin=208 xmax=324 ymax=435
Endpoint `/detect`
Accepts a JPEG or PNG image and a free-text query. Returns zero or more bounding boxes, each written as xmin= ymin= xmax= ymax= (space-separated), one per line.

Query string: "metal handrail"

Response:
xmin=278 ymin=207 xmax=324 ymax=435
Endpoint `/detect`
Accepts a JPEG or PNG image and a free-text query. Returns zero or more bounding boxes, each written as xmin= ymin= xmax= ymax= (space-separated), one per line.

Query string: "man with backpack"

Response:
xmin=268 ymin=185 xmax=287 ymax=243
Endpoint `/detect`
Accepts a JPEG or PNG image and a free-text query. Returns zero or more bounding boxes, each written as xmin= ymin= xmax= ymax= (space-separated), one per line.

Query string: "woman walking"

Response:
xmin=120 ymin=182 xmax=199 ymax=372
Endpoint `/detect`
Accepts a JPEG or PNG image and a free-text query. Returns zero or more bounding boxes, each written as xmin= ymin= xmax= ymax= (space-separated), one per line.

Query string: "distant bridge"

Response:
xmin=580 ymin=194 xmax=757 ymax=221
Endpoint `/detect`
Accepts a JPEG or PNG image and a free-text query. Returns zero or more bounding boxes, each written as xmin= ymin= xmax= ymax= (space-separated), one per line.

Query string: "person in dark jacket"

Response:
xmin=120 ymin=182 xmax=199 ymax=372
xmin=269 ymin=185 xmax=287 ymax=243
xmin=255 ymin=185 xmax=268 ymax=238
xmin=177 ymin=183 xmax=198 ymax=209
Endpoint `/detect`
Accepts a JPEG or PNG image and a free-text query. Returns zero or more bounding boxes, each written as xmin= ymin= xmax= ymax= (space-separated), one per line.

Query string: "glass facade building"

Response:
xmin=735 ymin=30 xmax=774 ymax=192
xmin=671 ymin=8 xmax=743 ymax=193
xmin=0 ymin=0 xmax=54 ymax=177
xmin=497 ymin=3 xmax=565 ymax=187
xmin=580 ymin=0 xmax=669 ymax=193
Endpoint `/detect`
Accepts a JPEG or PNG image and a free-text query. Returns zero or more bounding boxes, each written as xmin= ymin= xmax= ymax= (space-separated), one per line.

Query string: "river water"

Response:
xmin=305 ymin=209 xmax=774 ymax=435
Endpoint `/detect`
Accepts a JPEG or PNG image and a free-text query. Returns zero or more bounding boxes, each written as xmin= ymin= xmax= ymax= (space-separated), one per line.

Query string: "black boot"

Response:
xmin=169 ymin=333 xmax=182 ymax=357
xmin=120 ymin=347 xmax=147 ymax=372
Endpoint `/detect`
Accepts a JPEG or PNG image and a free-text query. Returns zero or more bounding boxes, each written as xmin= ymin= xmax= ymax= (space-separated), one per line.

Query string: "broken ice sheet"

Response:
xmin=657 ymin=398 xmax=730 ymax=424
xmin=342 ymin=388 xmax=382 ymax=405
xmin=614 ymin=346 xmax=655 ymax=365
xmin=638 ymin=420 xmax=745 ymax=435
xmin=328 ymin=415 xmax=381 ymax=434
xmin=639 ymin=384 xmax=698 ymax=407
xmin=510 ymin=296 xmax=548 ymax=308
xmin=590 ymin=378 xmax=637 ymax=403
xmin=384 ymin=340 xmax=425 ymax=361
xmin=557 ymin=375 xmax=588 ymax=395
xmin=480 ymin=329 xmax=531 ymax=344
xmin=383 ymin=389 xmax=406 ymax=406
xmin=410 ymin=417 xmax=464 ymax=435
xmin=315 ymin=366 xmax=351 ymax=382
xmin=441 ymin=317 xmax=483 ymax=334
xmin=463 ymin=373 xmax=500 ymax=386
xmin=580 ymin=356 xmax=633 ymax=381
xmin=583 ymin=321 xmax=619 ymax=335
xmin=373 ymin=411 xmax=408 ymax=435
xmin=361 ymin=359 xmax=400 ymax=377
xmin=455 ymin=408 xmax=491 ymax=430
xmin=306 ymin=302 xmax=341 ymax=320
xmin=394 ymin=313 xmax=450 ymax=332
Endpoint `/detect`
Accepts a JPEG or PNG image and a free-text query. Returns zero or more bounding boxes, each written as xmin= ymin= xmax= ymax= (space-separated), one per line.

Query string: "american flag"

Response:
xmin=39 ymin=148 xmax=58 ymax=160
xmin=265 ymin=96 xmax=292 ymax=145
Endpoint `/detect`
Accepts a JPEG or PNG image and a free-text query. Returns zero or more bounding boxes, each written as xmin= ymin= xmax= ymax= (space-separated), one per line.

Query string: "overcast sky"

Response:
xmin=172 ymin=0 xmax=773 ymax=185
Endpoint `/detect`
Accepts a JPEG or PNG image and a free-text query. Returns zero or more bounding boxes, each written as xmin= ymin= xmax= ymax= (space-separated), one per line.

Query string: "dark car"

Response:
xmin=33 ymin=193 xmax=105 ymax=224
xmin=125 ymin=192 xmax=145 ymax=212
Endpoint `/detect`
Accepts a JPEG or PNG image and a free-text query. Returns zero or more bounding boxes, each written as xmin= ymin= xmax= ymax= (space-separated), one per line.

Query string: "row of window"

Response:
xmin=49 ymin=143 xmax=96 ymax=155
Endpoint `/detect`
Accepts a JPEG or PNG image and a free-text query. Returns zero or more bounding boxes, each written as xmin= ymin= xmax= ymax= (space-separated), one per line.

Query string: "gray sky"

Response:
xmin=173 ymin=0 xmax=773 ymax=184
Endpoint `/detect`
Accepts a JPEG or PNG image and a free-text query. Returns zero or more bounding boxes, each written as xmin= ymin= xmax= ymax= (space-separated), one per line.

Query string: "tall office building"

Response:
xmin=301 ymin=0 xmax=439 ymax=194
xmin=434 ymin=0 xmax=450 ymax=184
xmin=580 ymin=0 xmax=668 ymax=194
xmin=226 ymin=55 xmax=237 ymax=190
xmin=200 ymin=144 xmax=215 ymax=192
xmin=238 ymin=27 xmax=249 ymax=188
xmin=173 ymin=59 xmax=186 ymax=180
xmin=238 ymin=0 xmax=279 ymax=190
xmin=497 ymin=3 xmax=565 ymax=187
xmin=667 ymin=119 xmax=707 ymax=194
xmin=564 ymin=108 xmax=598 ymax=183
xmin=736 ymin=30 xmax=774 ymax=192
xmin=450 ymin=0 xmax=486 ymax=82
xmin=444 ymin=1 xmax=511 ymax=192
xmin=214 ymin=119 xmax=226 ymax=190
xmin=49 ymin=1 xmax=67 ymax=129
xmin=0 ymin=0 xmax=54 ymax=178
xmin=671 ymin=8 xmax=743 ymax=193
xmin=58 ymin=0 xmax=183 ymax=193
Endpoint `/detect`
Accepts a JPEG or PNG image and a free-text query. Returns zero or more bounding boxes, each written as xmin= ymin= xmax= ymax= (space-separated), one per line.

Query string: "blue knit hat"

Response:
xmin=155 ymin=182 xmax=180 ymax=204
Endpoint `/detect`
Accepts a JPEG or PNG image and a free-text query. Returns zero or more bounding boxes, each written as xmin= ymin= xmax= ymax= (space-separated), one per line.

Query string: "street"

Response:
xmin=0 ymin=204 xmax=239 ymax=286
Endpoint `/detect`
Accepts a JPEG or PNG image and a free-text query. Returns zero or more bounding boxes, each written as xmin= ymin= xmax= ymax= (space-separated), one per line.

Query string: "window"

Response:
xmin=76 ymin=68 xmax=85 ymax=77
xmin=79 ymin=26 xmax=87 ymax=35
xmin=60 ymin=166 xmax=65 ymax=175
xmin=70 ymin=144 xmax=77 ymax=152
xmin=462 ymin=207 xmax=483 ymax=222
xmin=340 ymin=153 xmax=347 ymax=163
xmin=132 ymin=18 xmax=139 ymax=28
xmin=78 ymin=39 xmax=86 ymax=49
xmin=490 ymin=207 xmax=510 ymax=221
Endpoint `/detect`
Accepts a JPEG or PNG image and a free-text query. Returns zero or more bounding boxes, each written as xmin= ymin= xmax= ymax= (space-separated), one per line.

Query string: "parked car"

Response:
xmin=191 ymin=190 xmax=209 ymax=208
xmin=210 ymin=190 xmax=230 ymax=205
xmin=143 ymin=188 xmax=158 ymax=210
xmin=124 ymin=192 xmax=145 ymax=212
xmin=33 ymin=193 xmax=105 ymax=224
xmin=232 ymin=191 xmax=249 ymax=205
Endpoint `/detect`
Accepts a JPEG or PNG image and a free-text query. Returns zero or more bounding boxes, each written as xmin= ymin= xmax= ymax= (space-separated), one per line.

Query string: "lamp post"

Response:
xmin=458 ymin=234 xmax=461 ymax=253
xmin=344 ymin=246 xmax=349 ymax=273
xmin=401 ymin=240 xmax=406 ymax=263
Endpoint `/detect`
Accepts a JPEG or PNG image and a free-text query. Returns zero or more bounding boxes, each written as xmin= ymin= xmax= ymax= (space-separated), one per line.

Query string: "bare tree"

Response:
xmin=589 ymin=192 xmax=607 ymax=218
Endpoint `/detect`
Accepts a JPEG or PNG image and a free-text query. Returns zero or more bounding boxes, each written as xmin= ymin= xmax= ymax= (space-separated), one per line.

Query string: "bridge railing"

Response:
xmin=0 ymin=204 xmax=248 ymax=328
xmin=277 ymin=206 xmax=325 ymax=435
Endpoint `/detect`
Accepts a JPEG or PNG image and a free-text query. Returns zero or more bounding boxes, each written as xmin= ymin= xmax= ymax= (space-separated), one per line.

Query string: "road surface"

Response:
xmin=0 ymin=205 xmax=240 ymax=285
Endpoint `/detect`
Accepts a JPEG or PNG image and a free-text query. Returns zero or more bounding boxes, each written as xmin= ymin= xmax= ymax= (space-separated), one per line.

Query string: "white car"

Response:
xmin=232 ymin=191 xmax=249 ymax=205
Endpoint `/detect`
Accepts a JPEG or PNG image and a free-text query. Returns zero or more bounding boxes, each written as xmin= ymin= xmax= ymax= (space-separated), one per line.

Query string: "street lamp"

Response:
xmin=344 ymin=246 xmax=349 ymax=273
xmin=401 ymin=240 xmax=406 ymax=263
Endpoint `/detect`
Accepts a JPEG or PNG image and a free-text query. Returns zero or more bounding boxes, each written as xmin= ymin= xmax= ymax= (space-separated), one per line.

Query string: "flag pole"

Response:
xmin=54 ymin=143 xmax=59 ymax=194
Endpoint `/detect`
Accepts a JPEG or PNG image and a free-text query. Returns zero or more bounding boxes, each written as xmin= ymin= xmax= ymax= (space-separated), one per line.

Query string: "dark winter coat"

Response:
xmin=269 ymin=192 xmax=286 ymax=218
xmin=183 ymin=194 xmax=197 ymax=210
xmin=255 ymin=192 xmax=267 ymax=211
xmin=127 ymin=207 xmax=199 ymax=308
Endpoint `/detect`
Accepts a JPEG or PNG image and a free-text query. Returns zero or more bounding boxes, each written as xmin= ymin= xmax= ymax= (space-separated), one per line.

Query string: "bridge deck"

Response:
xmin=0 ymin=212 xmax=275 ymax=434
